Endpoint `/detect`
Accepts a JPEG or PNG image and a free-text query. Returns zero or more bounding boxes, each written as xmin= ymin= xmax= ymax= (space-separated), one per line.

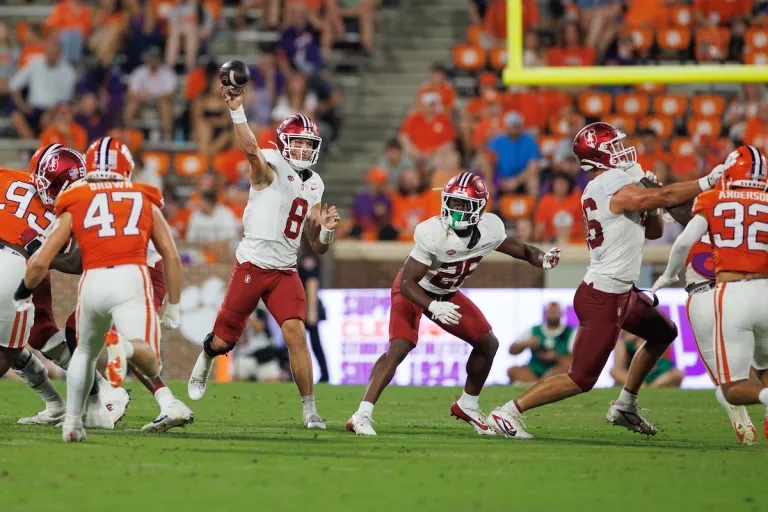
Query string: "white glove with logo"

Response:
xmin=699 ymin=164 xmax=724 ymax=191
xmin=542 ymin=247 xmax=561 ymax=270
xmin=160 ymin=302 xmax=181 ymax=329
xmin=651 ymin=273 xmax=678 ymax=294
xmin=427 ymin=300 xmax=461 ymax=326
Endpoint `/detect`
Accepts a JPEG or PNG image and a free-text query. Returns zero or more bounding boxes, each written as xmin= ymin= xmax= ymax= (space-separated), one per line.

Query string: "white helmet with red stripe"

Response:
xmin=276 ymin=114 xmax=322 ymax=171
xmin=722 ymin=145 xmax=768 ymax=191
xmin=441 ymin=172 xmax=488 ymax=230
xmin=85 ymin=136 xmax=135 ymax=181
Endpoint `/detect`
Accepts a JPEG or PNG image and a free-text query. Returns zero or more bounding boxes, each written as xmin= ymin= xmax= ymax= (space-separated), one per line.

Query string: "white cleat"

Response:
xmin=346 ymin=412 xmax=376 ymax=436
xmin=486 ymin=407 xmax=534 ymax=439
xmin=62 ymin=419 xmax=86 ymax=443
xmin=18 ymin=402 xmax=66 ymax=425
xmin=606 ymin=400 xmax=658 ymax=436
xmin=304 ymin=412 xmax=326 ymax=430
xmin=83 ymin=394 xmax=114 ymax=430
xmin=723 ymin=403 xmax=756 ymax=446
xmin=142 ymin=399 xmax=195 ymax=434
xmin=101 ymin=386 xmax=131 ymax=425
xmin=449 ymin=400 xmax=495 ymax=436
xmin=188 ymin=353 xmax=213 ymax=401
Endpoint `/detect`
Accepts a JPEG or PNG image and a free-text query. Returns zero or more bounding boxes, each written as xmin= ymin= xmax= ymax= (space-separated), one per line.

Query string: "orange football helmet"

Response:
xmin=84 ymin=136 xmax=135 ymax=181
xmin=29 ymin=143 xmax=63 ymax=175
xmin=721 ymin=145 xmax=768 ymax=191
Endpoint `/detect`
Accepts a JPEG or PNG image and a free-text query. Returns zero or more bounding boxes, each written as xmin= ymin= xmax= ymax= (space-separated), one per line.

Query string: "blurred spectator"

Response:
xmin=514 ymin=217 xmax=533 ymax=242
xmin=602 ymin=34 xmax=638 ymax=66
xmin=308 ymin=70 xmax=342 ymax=150
xmin=398 ymin=92 xmax=456 ymax=165
xmin=279 ymin=1 xmax=324 ymax=74
xmin=417 ymin=63 xmax=455 ymax=113
xmin=88 ymin=0 xmax=128 ymax=67
xmin=214 ymin=141 xmax=250 ymax=185
xmin=611 ymin=331 xmax=683 ymax=388
xmin=481 ymin=0 xmax=539 ymax=47
xmin=164 ymin=192 xmax=191 ymax=240
xmin=391 ymin=169 xmax=440 ymax=241
xmin=39 ymin=102 xmax=88 ymax=153
xmin=636 ymin=129 xmax=671 ymax=172
xmin=676 ymin=134 xmax=731 ymax=181
xmin=743 ymin=100 xmax=768 ymax=155
xmin=469 ymin=94 xmax=503 ymax=152
xmin=548 ymin=22 xmax=596 ymax=66
xmin=468 ymin=0 xmax=488 ymax=25
xmin=376 ymin=139 xmax=413 ymax=186
xmin=693 ymin=0 xmax=751 ymax=27
xmin=550 ymin=117 xmax=583 ymax=180
xmin=10 ymin=37 xmax=76 ymax=139
xmin=131 ymin=150 xmax=164 ymax=191
xmin=534 ymin=173 xmax=583 ymax=244
xmin=573 ymin=0 xmax=621 ymax=58
xmin=124 ymin=0 xmax=165 ymax=74
xmin=257 ymin=104 xmax=290 ymax=150
xmin=237 ymin=0 xmax=280 ymax=30
xmin=298 ymin=240 xmax=329 ymax=382
xmin=186 ymin=188 xmax=242 ymax=247
xmin=348 ymin=166 xmax=396 ymax=240
xmin=193 ymin=76 xmax=233 ymax=156
xmin=488 ymin=111 xmax=542 ymax=197
xmin=724 ymin=84 xmax=766 ymax=140
xmin=45 ymin=0 xmax=92 ymax=63
xmin=522 ymin=30 xmax=546 ymax=67
xmin=17 ymin=23 xmax=46 ymax=69
xmin=226 ymin=179 xmax=251 ymax=218
xmin=507 ymin=302 xmax=575 ymax=384
xmin=76 ymin=65 xmax=124 ymax=140
xmin=247 ymin=51 xmax=285 ymax=131
xmin=338 ymin=0 xmax=375 ymax=54
xmin=124 ymin=46 xmax=177 ymax=140
xmin=275 ymin=72 xmax=318 ymax=119
xmin=622 ymin=0 xmax=669 ymax=28
xmin=0 ymin=21 xmax=18 ymax=112
xmin=430 ymin=147 xmax=463 ymax=190
xmin=165 ymin=0 xmax=214 ymax=73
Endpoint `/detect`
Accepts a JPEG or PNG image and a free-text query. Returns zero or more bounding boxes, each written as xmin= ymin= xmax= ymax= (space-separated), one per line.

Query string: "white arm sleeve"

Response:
xmin=663 ymin=214 xmax=709 ymax=280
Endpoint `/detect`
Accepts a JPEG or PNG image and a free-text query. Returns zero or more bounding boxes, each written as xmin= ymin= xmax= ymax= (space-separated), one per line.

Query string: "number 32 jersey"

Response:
xmin=55 ymin=181 xmax=163 ymax=270
xmin=408 ymin=213 xmax=506 ymax=295
xmin=693 ymin=189 xmax=768 ymax=275
xmin=236 ymin=149 xmax=324 ymax=270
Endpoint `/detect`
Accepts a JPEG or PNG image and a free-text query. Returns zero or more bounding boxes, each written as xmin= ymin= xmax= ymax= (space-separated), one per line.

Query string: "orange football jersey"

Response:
xmin=55 ymin=181 xmax=163 ymax=270
xmin=0 ymin=168 xmax=56 ymax=246
xmin=693 ymin=189 xmax=768 ymax=275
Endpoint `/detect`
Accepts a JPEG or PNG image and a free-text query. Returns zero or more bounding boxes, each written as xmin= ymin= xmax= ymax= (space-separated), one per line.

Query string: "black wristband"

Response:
xmin=25 ymin=239 xmax=42 ymax=256
xmin=13 ymin=281 xmax=34 ymax=301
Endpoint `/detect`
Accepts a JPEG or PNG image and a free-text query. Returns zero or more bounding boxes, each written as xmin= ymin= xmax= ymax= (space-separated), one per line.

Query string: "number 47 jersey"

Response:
xmin=408 ymin=213 xmax=507 ymax=295
xmin=55 ymin=180 xmax=163 ymax=271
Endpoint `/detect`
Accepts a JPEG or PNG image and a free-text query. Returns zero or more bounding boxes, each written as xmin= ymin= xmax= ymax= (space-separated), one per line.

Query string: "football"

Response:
xmin=638 ymin=177 xmax=695 ymax=225
xmin=219 ymin=60 xmax=251 ymax=91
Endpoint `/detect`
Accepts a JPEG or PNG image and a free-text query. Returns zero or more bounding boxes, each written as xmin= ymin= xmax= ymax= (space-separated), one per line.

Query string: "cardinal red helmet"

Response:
xmin=572 ymin=121 xmax=636 ymax=172
xmin=29 ymin=143 xmax=63 ymax=176
xmin=721 ymin=145 xmax=768 ymax=191
xmin=34 ymin=147 xmax=86 ymax=205
xmin=441 ymin=172 xmax=488 ymax=230
xmin=85 ymin=136 xmax=135 ymax=181
xmin=276 ymin=114 xmax=322 ymax=171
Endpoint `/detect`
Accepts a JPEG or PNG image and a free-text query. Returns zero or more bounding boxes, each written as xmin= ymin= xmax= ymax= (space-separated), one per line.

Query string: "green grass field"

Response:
xmin=0 ymin=380 xmax=766 ymax=512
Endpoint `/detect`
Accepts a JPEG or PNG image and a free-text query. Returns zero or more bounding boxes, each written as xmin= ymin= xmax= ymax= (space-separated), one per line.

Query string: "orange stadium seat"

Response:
xmin=695 ymin=27 xmax=730 ymax=61
xmin=518 ymin=92 xmax=547 ymax=130
xmin=636 ymin=83 xmax=665 ymax=95
xmin=539 ymin=89 xmax=572 ymax=118
xmin=670 ymin=5 xmax=693 ymax=26
xmin=745 ymin=49 xmax=768 ymax=65
xmin=107 ymin=128 xmax=144 ymax=154
xmin=654 ymin=94 xmax=688 ymax=117
xmin=141 ymin=151 xmax=171 ymax=176
xmin=615 ymin=93 xmax=650 ymax=116
xmin=548 ymin=115 xmax=570 ymax=137
xmin=670 ymin=137 xmax=695 ymax=157
xmin=466 ymin=25 xmax=483 ymax=45
xmin=173 ymin=152 xmax=209 ymax=178
xmin=621 ymin=27 xmax=654 ymax=52
xmin=745 ymin=27 xmax=768 ymax=50
xmin=538 ymin=135 xmax=561 ymax=159
xmin=453 ymin=44 xmax=487 ymax=71
xmin=687 ymin=116 xmax=722 ymax=137
xmin=499 ymin=194 xmax=534 ymax=221
xmin=603 ymin=114 xmax=637 ymax=135
xmin=657 ymin=27 xmax=692 ymax=53
xmin=501 ymin=91 xmax=522 ymax=112
xmin=578 ymin=91 xmax=612 ymax=117
xmin=490 ymin=47 xmax=507 ymax=70
xmin=691 ymin=94 xmax=725 ymax=117
xmin=640 ymin=115 xmax=675 ymax=138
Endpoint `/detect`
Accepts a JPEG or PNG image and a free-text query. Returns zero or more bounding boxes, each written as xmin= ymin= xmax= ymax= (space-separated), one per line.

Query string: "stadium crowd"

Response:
xmin=345 ymin=0 xmax=768 ymax=245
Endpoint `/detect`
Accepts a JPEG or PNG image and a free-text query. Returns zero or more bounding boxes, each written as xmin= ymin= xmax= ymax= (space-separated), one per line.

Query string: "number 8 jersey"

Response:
xmin=236 ymin=149 xmax=324 ymax=270
xmin=55 ymin=180 xmax=163 ymax=270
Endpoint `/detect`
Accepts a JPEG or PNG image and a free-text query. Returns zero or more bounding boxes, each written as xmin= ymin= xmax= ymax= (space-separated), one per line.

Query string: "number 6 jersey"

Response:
xmin=236 ymin=149 xmax=324 ymax=270
xmin=408 ymin=213 xmax=506 ymax=295
xmin=55 ymin=180 xmax=163 ymax=270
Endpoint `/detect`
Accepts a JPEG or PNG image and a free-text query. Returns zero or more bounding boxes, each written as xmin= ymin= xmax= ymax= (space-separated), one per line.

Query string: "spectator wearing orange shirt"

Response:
xmin=45 ymin=0 xmax=92 ymax=63
xmin=481 ymin=0 xmax=539 ymax=46
xmin=391 ymin=169 xmax=440 ymax=241
xmin=213 ymin=142 xmax=250 ymax=185
xmin=399 ymin=92 xmax=456 ymax=166
xmin=636 ymin=129 xmax=671 ymax=173
xmin=39 ymin=103 xmax=88 ymax=153
xmin=471 ymin=97 xmax=504 ymax=152
xmin=743 ymin=100 xmax=768 ymax=155
xmin=429 ymin=147 xmax=463 ymax=191
xmin=548 ymin=22 xmax=595 ymax=67
xmin=534 ymin=173 xmax=583 ymax=245
xmin=17 ymin=23 xmax=46 ymax=70
xmin=417 ymin=63 xmax=456 ymax=113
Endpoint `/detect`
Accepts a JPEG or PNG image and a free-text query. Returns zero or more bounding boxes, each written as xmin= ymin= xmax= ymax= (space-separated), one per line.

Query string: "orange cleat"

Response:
xmin=104 ymin=329 xmax=127 ymax=388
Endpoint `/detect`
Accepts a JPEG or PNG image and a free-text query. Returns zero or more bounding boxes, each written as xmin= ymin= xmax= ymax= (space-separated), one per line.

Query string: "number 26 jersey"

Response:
xmin=236 ymin=149 xmax=324 ymax=270
xmin=408 ymin=213 xmax=506 ymax=295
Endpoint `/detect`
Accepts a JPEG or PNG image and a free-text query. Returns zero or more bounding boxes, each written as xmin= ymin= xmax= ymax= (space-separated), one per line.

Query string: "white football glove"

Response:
xmin=13 ymin=298 xmax=33 ymax=313
xmin=699 ymin=164 xmax=724 ymax=191
xmin=542 ymin=247 xmax=561 ymax=270
xmin=427 ymin=300 xmax=461 ymax=326
xmin=643 ymin=171 xmax=660 ymax=185
xmin=651 ymin=273 xmax=678 ymax=294
xmin=160 ymin=302 xmax=181 ymax=329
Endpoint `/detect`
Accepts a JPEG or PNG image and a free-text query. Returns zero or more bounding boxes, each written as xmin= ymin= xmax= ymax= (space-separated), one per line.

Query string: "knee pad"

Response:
xmin=11 ymin=350 xmax=32 ymax=371
xmin=42 ymin=338 xmax=73 ymax=371
xmin=203 ymin=332 xmax=236 ymax=358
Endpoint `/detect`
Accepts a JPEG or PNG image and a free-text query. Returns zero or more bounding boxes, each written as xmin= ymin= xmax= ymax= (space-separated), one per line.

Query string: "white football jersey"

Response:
xmin=147 ymin=240 xmax=161 ymax=268
xmin=582 ymin=169 xmax=645 ymax=293
xmin=408 ymin=213 xmax=507 ymax=295
xmin=236 ymin=149 xmax=324 ymax=270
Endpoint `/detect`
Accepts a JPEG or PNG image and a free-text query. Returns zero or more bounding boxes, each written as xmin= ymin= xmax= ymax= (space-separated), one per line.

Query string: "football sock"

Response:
xmin=501 ymin=399 xmax=522 ymax=415
xmin=154 ymin=386 xmax=175 ymax=410
xmin=66 ymin=349 xmax=97 ymax=424
xmin=458 ymin=391 xmax=479 ymax=410
xmin=13 ymin=350 xmax=64 ymax=406
xmin=715 ymin=385 xmax=731 ymax=410
xmin=302 ymin=395 xmax=317 ymax=415
xmin=618 ymin=387 xmax=638 ymax=406
xmin=198 ymin=352 xmax=215 ymax=373
xmin=124 ymin=339 xmax=135 ymax=359
xmin=358 ymin=401 xmax=374 ymax=416
xmin=758 ymin=388 xmax=768 ymax=408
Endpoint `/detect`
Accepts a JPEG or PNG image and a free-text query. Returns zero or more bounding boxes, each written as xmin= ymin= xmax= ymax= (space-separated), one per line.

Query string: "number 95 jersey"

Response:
xmin=408 ymin=213 xmax=507 ymax=295
xmin=236 ymin=149 xmax=324 ymax=270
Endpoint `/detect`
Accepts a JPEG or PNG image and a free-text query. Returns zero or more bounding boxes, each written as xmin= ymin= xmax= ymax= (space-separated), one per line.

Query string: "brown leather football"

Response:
xmin=638 ymin=177 xmax=694 ymax=225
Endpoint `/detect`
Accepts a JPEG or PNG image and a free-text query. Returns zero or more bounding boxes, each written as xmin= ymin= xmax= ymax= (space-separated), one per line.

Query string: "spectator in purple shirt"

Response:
xmin=347 ymin=166 xmax=397 ymax=241
xmin=278 ymin=2 xmax=324 ymax=74
xmin=76 ymin=64 xmax=123 ymax=139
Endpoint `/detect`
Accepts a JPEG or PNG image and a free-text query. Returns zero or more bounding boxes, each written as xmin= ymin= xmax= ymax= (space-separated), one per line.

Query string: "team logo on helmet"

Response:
xmin=584 ymin=129 xmax=598 ymax=149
